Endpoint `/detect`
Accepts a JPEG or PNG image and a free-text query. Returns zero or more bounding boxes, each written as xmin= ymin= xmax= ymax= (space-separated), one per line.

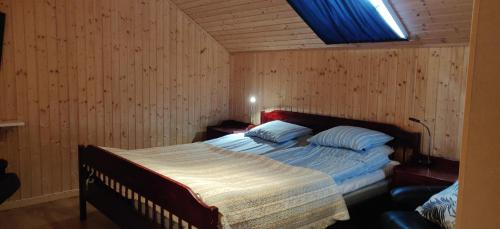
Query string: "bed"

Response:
xmin=78 ymin=110 xmax=420 ymax=229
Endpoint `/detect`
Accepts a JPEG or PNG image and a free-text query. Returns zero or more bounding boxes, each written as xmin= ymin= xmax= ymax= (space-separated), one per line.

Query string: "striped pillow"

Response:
xmin=308 ymin=126 xmax=393 ymax=151
xmin=416 ymin=182 xmax=458 ymax=229
xmin=245 ymin=120 xmax=312 ymax=143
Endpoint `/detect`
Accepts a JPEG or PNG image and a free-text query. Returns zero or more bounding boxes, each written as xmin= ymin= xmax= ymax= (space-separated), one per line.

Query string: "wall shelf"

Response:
xmin=0 ymin=121 xmax=25 ymax=128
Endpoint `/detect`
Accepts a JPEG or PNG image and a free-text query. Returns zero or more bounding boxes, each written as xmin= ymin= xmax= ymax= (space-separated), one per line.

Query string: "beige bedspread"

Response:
xmin=102 ymin=143 xmax=349 ymax=229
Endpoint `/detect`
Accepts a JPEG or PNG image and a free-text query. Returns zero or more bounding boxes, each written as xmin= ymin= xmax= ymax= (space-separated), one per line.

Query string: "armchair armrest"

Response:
xmin=0 ymin=173 xmax=20 ymax=204
xmin=390 ymin=186 xmax=447 ymax=211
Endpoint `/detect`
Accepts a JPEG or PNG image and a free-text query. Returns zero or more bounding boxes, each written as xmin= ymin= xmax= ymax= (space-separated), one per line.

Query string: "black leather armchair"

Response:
xmin=0 ymin=159 xmax=20 ymax=204
xmin=379 ymin=186 xmax=447 ymax=229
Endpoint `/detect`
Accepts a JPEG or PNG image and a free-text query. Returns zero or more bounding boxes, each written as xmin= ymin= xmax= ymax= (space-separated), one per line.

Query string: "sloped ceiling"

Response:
xmin=172 ymin=0 xmax=473 ymax=52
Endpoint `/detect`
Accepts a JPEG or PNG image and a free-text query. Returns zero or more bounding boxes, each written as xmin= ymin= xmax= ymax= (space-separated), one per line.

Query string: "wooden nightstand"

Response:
xmin=392 ymin=157 xmax=459 ymax=187
xmin=206 ymin=120 xmax=252 ymax=140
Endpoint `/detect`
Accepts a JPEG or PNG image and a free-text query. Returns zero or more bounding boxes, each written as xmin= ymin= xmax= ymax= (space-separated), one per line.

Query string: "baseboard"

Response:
xmin=0 ymin=189 xmax=79 ymax=211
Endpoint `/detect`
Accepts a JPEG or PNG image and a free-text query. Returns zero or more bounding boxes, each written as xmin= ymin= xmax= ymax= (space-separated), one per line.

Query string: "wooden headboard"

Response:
xmin=261 ymin=110 xmax=421 ymax=156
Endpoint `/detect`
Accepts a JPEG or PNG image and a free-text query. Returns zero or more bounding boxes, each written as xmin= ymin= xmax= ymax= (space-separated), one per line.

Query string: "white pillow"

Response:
xmin=416 ymin=182 xmax=459 ymax=229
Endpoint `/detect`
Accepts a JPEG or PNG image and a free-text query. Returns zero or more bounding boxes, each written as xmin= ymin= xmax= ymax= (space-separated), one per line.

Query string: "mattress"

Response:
xmin=343 ymin=179 xmax=391 ymax=207
xmin=338 ymin=160 xmax=399 ymax=195
xmin=204 ymin=133 xmax=308 ymax=155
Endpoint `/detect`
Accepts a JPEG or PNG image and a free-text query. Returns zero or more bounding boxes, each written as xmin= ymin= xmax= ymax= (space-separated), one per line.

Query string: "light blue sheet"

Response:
xmin=204 ymin=133 xmax=299 ymax=155
xmin=267 ymin=145 xmax=391 ymax=183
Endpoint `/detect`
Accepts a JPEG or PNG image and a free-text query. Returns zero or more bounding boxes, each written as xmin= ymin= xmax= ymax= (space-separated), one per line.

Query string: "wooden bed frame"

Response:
xmin=78 ymin=110 xmax=421 ymax=229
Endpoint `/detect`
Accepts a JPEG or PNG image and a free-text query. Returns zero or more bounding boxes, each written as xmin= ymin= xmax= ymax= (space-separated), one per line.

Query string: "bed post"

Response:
xmin=78 ymin=145 xmax=87 ymax=221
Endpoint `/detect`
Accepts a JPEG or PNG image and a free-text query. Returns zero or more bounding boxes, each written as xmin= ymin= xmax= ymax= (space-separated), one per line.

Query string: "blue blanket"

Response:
xmin=267 ymin=145 xmax=390 ymax=183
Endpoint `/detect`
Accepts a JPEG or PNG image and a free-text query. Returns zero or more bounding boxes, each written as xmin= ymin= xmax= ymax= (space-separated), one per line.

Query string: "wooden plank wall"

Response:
xmin=230 ymin=46 xmax=469 ymax=160
xmin=0 ymin=0 xmax=230 ymax=202
xmin=172 ymin=0 xmax=473 ymax=52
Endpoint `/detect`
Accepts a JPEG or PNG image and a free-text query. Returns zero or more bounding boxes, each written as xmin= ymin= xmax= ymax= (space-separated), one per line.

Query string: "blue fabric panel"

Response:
xmin=287 ymin=0 xmax=407 ymax=44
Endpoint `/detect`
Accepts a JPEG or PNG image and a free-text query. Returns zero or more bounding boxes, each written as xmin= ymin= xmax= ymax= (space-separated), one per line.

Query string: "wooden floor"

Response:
xmin=0 ymin=197 xmax=118 ymax=229
xmin=0 ymin=194 xmax=393 ymax=229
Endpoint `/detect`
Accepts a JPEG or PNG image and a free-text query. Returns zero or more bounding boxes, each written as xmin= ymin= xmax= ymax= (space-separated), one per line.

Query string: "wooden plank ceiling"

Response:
xmin=172 ymin=0 xmax=473 ymax=52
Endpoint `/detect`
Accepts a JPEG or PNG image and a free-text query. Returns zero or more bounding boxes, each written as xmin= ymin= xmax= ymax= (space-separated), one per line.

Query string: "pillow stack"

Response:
xmin=306 ymin=126 xmax=394 ymax=182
